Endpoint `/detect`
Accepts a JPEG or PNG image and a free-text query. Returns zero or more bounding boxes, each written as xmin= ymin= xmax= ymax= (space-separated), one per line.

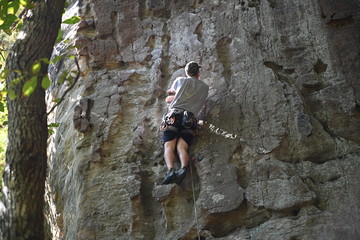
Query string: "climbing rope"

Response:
xmin=189 ymin=160 xmax=201 ymax=240
xmin=187 ymin=120 xmax=271 ymax=240
xmin=198 ymin=120 xmax=271 ymax=154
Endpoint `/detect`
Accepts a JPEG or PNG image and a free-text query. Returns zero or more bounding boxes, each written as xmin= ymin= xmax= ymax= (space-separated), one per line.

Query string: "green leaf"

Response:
xmin=0 ymin=14 xmax=18 ymax=31
xmin=55 ymin=29 xmax=63 ymax=43
xmin=57 ymin=71 xmax=68 ymax=85
xmin=8 ymin=0 xmax=20 ymax=15
xmin=7 ymin=89 xmax=16 ymax=100
xmin=0 ymin=102 xmax=4 ymax=112
xmin=48 ymin=122 xmax=60 ymax=128
xmin=9 ymin=76 xmax=21 ymax=87
xmin=19 ymin=0 xmax=34 ymax=9
xmin=48 ymin=122 xmax=61 ymax=134
xmin=53 ymin=98 xmax=61 ymax=103
xmin=51 ymin=54 xmax=66 ymax=64
xmin=62 ymin=16 xmax=81 ymax=24
xmin=19 ymin=0 xmax=28 ymax=5
xmin=31 ymin=62 xmax=41 ymax=74
xmin=22 ymin=76 xmax=37 ymax=96
xmin=41 ymin=76 xmax=51 ymax=89
xmin=40 ymin=58 xmax=50 ymax=64
xmin=0 ymin=69 xmax=9 ymax=80
xmin=0 ymin=0 xmax=8 ymax=14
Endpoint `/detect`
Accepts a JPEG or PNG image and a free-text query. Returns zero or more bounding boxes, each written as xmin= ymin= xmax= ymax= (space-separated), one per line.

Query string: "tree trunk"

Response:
xmin=0 ymin=1 xmax=65 ymax=239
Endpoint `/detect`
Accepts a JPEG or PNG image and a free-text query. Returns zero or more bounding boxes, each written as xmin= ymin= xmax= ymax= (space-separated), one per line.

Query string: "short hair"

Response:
xmin=185 ymin=61 xmax=201 ymax=76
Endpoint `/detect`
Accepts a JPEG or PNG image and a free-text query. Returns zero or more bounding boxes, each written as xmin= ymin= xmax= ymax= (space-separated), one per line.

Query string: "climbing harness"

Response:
xmin=160 ymin=110 xmax=199 ymax=133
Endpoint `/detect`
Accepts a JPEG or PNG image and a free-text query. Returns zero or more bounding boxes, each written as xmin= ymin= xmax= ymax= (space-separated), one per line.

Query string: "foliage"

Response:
xmin=62 ymin=16 xmax=80 ymax=24
xmin=0 ymin=0 xmax=33 ymax=33
xmin=0 ymin=1 xmax=28 ymax=179
xmin=0 ymin=26 xmax=13 ymax=194
xmin=0 ymin=108 xmax=6 ymax=190
xmin=0 ymin=0 xmax=80 ymax=196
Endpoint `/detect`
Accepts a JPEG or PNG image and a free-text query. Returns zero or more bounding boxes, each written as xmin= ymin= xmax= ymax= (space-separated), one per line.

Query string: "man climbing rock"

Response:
xmin=160 ymin=61 xmax=209 ymax=185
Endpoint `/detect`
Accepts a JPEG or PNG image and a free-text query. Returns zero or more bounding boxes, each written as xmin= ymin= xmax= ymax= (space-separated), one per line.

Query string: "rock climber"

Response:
xmin=160 ymin=61 xmax=209 ymax=185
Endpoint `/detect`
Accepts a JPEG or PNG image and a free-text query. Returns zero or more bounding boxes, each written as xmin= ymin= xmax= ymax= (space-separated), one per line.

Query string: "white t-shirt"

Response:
xmin=168 ymin=77 xmax=209 ymax=115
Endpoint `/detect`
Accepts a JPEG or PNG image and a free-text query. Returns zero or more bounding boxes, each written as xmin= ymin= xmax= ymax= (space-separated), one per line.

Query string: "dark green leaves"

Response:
xmin=55 ymin=29 xmax=63 ymax=43
xmin=48 ymin=122 xmax=60 ymax=134
xmin=0 ymin=0 xmax=33 ymax=32
xmin=18 ymin=0 xmax=34 ymax=9
xmin=22 ymin=76 xmax=37 ymax=96
xmin=52 ymin=98 xmax=61 ymax=103
xmin=21 ymin=75 xmax=52 ymax=97
xmin=41 ymin=76 xmax=50 ymax=89
xmin=20 ymin=60 xmax=50 ymax=96
xmin=0 ymin=14 xmax=17 ymax=31
xmin=48 ymin=122 xmax=60 ymax=128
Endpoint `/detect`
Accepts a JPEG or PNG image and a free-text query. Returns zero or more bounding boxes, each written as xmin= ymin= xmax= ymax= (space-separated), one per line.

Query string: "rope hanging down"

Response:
xmin=190 ymin=121 xmax=241 ymax=239
xmin=189 ymin=160 xmax=201 ymax=240
xmin=189 ymin=120 xmax=272 ymax=239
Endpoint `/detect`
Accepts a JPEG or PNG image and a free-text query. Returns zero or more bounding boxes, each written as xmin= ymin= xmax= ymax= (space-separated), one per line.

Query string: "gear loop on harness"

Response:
xmin=160 ymin=109 xmax=200 ymax=135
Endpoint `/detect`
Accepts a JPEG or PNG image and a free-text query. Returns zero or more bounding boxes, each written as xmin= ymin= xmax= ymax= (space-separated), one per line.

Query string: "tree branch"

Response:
xmin=47 ymin=57 xmax=81 ymax=116
xmin=0 ymin=52 xmax=5 ymax=61
xmin=11 ymin=9 xmax=28 ymax=30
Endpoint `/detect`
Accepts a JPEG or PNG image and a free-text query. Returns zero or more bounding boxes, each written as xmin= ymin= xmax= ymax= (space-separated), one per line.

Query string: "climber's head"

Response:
xmin=185 ymin=61 xmax=201 ymax=78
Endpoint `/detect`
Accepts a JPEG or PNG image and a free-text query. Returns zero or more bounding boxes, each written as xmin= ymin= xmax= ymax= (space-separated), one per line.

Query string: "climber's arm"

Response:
xmin=165 ymin=88 xmax=176 ymax=103
xmin=165 ymin=77 xmax=182 ymax=104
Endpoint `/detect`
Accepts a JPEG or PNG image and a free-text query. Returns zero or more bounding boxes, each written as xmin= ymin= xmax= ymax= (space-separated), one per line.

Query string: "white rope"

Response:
xmin=198 ymin=120 xmax=242 ymax=141
xmin=187 ymin=120 xmax=271 ymax=239
xmin=208 ymin=123 xmax=243 ymax=141
xmin=198 ymin=120 xmax=271 ymax=154
xmin=190 ymin=160 xmax=201 ymax=240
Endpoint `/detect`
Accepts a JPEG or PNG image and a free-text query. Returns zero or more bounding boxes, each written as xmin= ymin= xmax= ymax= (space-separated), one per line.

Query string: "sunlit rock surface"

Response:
xmin=46 ymin=0 xmax=360 ymax=239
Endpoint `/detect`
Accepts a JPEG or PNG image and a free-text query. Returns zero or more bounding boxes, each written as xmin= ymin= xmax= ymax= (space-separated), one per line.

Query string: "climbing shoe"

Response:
xmin=174 ymin=167 xmax=187 ymax=185
xmin=162 ymin=168 xmax=176 ymax=185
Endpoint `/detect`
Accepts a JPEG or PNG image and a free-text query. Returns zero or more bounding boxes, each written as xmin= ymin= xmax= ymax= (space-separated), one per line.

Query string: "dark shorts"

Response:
xmin=160 ymin=110 xmax=197 ymax=146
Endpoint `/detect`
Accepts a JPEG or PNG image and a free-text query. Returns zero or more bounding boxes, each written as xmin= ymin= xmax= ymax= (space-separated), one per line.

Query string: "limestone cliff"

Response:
xmin=46 ymin=0 xmax=360 ymax=239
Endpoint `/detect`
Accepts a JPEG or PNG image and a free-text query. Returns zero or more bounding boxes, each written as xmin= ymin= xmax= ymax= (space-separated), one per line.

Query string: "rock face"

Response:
xmin=46 ymin=0 xmax=360 ymax=239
